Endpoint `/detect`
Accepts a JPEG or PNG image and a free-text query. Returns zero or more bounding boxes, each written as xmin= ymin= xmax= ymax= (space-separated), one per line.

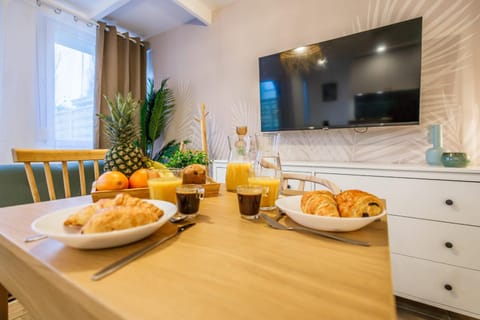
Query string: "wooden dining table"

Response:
xmin=0 ymin=188 xmax=395 ymax=320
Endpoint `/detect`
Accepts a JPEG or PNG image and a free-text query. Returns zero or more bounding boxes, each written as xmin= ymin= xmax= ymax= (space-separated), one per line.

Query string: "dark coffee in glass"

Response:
xmin=175 ymin=185 xmax=205 ymax=218
xmin=177 ymin=192 xmax=200 ymax=214
xmin=236 ymin=185 xmax=263 ymax=220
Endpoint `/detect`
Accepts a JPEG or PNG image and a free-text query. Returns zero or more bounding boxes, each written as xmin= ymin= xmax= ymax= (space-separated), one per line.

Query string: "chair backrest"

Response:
xmin=281 ymin=173 xmax=341 ymax=196
xmin=11 ymin=149 xmax=107 ymax=202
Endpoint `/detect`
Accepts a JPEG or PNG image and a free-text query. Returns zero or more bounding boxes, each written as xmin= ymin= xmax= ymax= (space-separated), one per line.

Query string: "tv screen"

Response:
xmin=259 ymin=17 xmax=422 ymax=131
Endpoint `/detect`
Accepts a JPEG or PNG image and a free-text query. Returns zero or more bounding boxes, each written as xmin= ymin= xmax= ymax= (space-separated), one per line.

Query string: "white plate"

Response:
xmin=32 ymin=200 xmax=177 ymax=249
xmin=275 ymin=196 xmax=386 ymax=232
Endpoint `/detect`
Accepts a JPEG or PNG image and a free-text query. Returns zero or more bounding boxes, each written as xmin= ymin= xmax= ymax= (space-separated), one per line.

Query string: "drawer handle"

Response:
xmin=445 ymin=199 xmax=454 ymax=206
xmin=444 ymin=284 xmax=453 ymax=291
xmin=444 ymin=242 xmax=453 ymax=249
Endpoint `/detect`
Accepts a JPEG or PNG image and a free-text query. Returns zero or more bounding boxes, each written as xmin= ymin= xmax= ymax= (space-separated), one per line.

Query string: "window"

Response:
xmin=260 ymin=80 xmax=280 ymax=131
xmin=36 ymin=15 xmax=96 ymax=149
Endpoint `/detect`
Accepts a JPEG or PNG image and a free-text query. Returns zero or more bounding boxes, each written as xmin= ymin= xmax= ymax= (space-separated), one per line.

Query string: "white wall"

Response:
xmin=0 ymin=0 xmax=37 ymax=162
xmin=149 ymin=0 xmax=480 ymax=165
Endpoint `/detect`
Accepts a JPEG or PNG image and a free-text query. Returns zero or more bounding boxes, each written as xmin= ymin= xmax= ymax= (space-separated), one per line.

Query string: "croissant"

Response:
xmin=64 ymin=198 xmax=115 ymax=227
xmin=300 ymin=190 xmax=340 ymax=217
xmin=335 ymin=190 xmax=384 ymax=218
xmin=64 ymin=193 xmax=164 ymax=229
xmin=81 ymin=206 xmax=159 ymax=234
xmin=109 ymin=193 xmax=164 ymax=219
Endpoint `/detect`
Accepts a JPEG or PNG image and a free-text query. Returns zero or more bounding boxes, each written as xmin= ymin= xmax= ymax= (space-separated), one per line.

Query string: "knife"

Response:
xmin=91 ymin=223 xmax=195 ymax=281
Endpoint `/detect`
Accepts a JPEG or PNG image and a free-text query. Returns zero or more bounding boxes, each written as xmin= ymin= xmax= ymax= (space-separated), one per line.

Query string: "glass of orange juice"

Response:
xmin=147 ymin=168 xmax=182 ymax=203
xmin=248 ymin=154 xmax=282 ymax=210
xmin=248 ymin=175 xmax=281 ymax=210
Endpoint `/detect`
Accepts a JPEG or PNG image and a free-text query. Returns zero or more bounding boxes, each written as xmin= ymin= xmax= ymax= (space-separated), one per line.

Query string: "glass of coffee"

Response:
xmin=236 ymin=185 xmax=263 ymax=220
xmin=176 ymin=184 xmax=205 ymax=219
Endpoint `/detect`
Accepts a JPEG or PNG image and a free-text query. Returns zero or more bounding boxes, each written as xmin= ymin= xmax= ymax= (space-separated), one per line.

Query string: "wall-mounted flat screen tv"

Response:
xmin=259 ymin=17 xmax=422 ymax=131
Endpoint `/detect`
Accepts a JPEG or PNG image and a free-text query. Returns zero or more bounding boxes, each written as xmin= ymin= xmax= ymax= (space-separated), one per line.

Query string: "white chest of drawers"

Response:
xmin=212 ymin=160 xmax=480 ymax=318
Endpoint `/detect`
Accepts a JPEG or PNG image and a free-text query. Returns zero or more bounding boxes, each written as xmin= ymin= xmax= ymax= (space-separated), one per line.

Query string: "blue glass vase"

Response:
xmin=425 ymin=124 xmax=444 ymax=166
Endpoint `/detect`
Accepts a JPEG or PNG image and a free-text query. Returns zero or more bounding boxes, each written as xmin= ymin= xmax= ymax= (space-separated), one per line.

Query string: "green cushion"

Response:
xmin=0 ymin=161 xmax=104 ymax=207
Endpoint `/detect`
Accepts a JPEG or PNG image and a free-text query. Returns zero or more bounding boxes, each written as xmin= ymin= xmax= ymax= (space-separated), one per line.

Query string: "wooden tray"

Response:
xmin=91 ymin=177 xmax=220 ymax=202
xmin=204 ymin=177 xmax=221 ymax=197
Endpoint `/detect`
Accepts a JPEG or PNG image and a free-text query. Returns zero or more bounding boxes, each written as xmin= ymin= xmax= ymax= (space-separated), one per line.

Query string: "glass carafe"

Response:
xmin=248 ymin=133 xmax=282 ymax=210
xmin=225 ymin=126 xmax=252 ymax=192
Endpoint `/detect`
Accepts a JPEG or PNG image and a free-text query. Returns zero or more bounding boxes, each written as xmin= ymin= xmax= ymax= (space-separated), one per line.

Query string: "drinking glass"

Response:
xmin=176 ymin=184 xmax=205 ymax=219
xmin=248 ymin=162 xmax=281 ymax=210
xmin=147 ymin=168 xmax=182 ymax=203
xmin=236 ymin=185 xmax=263 ymax=220
xmin=249 ymin=133 xmax=282 ymax=210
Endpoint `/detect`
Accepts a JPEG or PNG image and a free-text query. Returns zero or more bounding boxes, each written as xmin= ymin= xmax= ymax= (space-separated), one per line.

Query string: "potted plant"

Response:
xmin=165 ymin=148 xmax=209 ymax=168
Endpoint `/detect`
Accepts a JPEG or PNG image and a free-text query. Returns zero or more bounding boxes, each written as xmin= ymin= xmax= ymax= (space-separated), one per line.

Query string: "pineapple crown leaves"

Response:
xmin=98 ymin=92 xmax=141 ymax=145
xmin=140 ymin=78 xmax=175 ymax=152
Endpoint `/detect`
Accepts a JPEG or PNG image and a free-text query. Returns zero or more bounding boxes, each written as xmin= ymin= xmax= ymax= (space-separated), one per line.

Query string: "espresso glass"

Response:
xmin=176 ymin=184 xmax=205 ymax=219
xmin=236 ymin=185 xmax=263 ymax=220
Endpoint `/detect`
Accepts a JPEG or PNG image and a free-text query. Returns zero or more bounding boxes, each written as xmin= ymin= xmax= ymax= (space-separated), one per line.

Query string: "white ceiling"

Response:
xmin=46 ymin=0 xmax=236 ymax=39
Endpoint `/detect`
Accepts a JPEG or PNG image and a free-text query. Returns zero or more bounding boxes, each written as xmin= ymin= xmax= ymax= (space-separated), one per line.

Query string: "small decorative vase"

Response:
xmin=425 ymin=124 xmax=444 ymax=166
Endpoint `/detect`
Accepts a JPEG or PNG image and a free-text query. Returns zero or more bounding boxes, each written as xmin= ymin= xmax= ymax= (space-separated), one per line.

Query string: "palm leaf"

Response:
xmin=148 ymin=78 xmax=175 ymax=141
xmin=140 ymin=79 xmax=156 ymax=152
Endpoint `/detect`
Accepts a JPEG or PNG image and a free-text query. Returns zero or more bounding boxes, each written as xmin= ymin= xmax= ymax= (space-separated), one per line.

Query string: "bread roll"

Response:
xmin=335 ymin=190 xmax=384 ymax=218
xmin=182 ymin=164 xmax=207 ymax=184
xmin=301 ymin=190 xmax=340 ymax=217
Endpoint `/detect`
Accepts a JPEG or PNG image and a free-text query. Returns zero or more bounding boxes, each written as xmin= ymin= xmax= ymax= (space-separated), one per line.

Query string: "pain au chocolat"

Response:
xmin=335 ymin=189 xmax=384 ymax=218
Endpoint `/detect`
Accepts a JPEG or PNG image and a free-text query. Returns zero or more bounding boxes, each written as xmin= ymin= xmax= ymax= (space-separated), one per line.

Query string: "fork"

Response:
xmin=260 ymin=213 xmax=370 ymax=246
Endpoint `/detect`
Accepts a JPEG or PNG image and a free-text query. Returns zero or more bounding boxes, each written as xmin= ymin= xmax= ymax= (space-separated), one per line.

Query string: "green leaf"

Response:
xmin=165 ymin=149 xmax=208 ymax=168
xmin=152 ymin=139 xmax=181 ymax=163
xmin=148 ymin=78 xmax=175 ymax=142
xmin=140 ymin=79 xmax=156 ymax=154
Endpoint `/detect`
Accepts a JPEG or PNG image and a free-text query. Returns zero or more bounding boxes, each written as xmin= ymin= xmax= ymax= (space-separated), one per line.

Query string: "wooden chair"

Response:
xmin=281 ymin=172 xmax=341 ymax=196
xmin=6 ymin=149 xmax=105 ymax=320
xmin=11 ymin=148 xmax=107 ymax=202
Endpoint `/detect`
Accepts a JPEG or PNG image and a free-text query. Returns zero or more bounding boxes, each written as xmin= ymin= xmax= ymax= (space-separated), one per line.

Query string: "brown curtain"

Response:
xmin=94 ymin=22 xmax=147 ymax=148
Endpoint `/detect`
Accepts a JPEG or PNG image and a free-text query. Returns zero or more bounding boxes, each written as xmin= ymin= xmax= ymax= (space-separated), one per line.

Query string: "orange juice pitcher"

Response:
xmin=226 ymin=126 xmax=252 ymax=192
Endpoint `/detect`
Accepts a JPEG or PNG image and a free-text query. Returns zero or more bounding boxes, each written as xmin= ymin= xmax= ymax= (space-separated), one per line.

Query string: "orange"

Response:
xmin=128 ymin=168 xmax=149 ymax=188
xmin=95 ymin=171 xmax=129 ymax=191
xmin=129 ymin=168 xmax=162 ymax=188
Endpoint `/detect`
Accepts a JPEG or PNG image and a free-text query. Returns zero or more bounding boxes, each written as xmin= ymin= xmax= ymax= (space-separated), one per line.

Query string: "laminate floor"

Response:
xmin=396 ymin=297 xmax=477 ymax=320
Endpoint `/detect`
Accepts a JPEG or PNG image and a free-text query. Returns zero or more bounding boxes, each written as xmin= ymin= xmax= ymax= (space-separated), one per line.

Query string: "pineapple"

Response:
xmin=98 ymin=93 xmax=144 ymax=177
